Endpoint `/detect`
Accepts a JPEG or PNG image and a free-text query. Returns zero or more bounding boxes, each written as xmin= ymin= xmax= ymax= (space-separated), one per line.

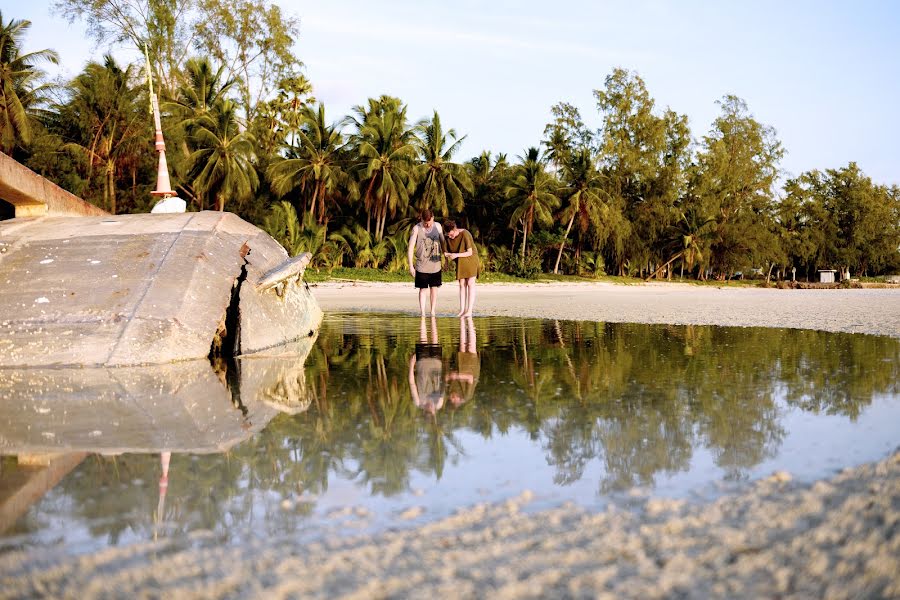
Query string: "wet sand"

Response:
xmin=1 ymin=281 xmax=898 ymax=598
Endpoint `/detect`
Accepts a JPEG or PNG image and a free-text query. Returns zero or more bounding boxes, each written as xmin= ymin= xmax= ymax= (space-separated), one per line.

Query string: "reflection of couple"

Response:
xmin=408 ymin=316 xmax=479 ymax=415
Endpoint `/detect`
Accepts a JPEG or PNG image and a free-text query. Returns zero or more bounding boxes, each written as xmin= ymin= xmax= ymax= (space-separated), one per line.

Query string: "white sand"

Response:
xmin=311 ymin=281 xmax=900 ymax=338
xmin=1 ymin=281 xmax=897 ymax=598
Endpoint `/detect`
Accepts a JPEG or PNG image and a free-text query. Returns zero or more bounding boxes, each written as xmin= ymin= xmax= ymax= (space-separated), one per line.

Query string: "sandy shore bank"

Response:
xmin=1 ymin=281 xmax=897 ymax=598
xmin=2 ymin=452 xmax=897 ymax=599
xmin=310 ymin=281 xmax=900 ymax=338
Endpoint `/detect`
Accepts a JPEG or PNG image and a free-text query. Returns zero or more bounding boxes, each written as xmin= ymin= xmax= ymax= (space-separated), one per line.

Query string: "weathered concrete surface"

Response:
xmin=0 ymin=152 xmax=106 ymax=218
xmin=239 ymin=248 xmax=322 ymax=355
xmin=0 ymin=211 xmax=323 ymax=367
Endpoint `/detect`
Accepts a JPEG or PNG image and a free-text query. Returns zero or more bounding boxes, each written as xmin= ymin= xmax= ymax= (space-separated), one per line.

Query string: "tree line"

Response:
xmin=1 ymin=3 xmax=898 ymax=281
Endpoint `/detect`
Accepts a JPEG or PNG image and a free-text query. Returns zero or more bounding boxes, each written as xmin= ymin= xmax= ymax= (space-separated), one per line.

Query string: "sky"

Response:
xmin=4 ymin=0 xmax=900 ymax=186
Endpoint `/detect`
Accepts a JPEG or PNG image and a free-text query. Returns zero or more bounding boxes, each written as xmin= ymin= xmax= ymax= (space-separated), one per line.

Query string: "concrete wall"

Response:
xmin=0 ymin=152 xmax=107 ymax=217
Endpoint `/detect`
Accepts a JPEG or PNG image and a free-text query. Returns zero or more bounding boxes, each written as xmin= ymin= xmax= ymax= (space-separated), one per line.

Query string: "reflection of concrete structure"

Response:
xmin=0 ymin=453 xmax=86 ymax=534
xmin=0 ymin=211 xmax=322 ymax=367
xmin=0 ymin=334 xmax=317 ymax=535
xmin=0 ymin=334 xmax=317 ymax=454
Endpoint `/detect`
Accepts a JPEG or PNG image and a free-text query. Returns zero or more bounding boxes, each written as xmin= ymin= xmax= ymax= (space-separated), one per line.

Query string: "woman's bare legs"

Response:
xmin=456 ymin=279 xmax=467 ymax=316
xmin=462 ymin=276 xmax=477 ymax=316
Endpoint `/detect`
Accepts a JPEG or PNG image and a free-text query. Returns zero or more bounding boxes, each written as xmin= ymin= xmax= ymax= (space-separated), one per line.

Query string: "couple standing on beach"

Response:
xmin=407 ymin=208 xmax=479 ymax=317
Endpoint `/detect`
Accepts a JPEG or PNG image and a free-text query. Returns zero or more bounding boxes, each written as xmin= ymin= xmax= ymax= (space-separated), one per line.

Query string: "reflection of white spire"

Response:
xmin=154 ymin=451 xmax=171 ymax=542
xmin=145 ymin=45 xmax=185 ymax=214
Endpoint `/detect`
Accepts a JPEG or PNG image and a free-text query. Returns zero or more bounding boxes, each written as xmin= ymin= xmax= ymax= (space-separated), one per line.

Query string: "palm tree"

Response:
xmin=413 ymin=110 xmax=472 ymax=215
xmin=163 ymin=57 xmax=235 ymax=207
xmin=61 ymin=55 xmax=146 ymax=214
xmin=188 ymin=98 xmax=258 ymax=212
xmin=504 ymin=147 xmax=560 ymax=259
xmin=553 ymin=148 xmax=607 ymax=273
xmin=165 ymin=57 xmax=234 ymax=135
xmin=0 ymin=11 xmax=58 ymax=153
xmin=347 ymin=96 xmax=417 ymax=241
xmin=648 ymin=206 xmax=716 ymax=280
xmin=267 ymin=103 xmax=346 ymax=225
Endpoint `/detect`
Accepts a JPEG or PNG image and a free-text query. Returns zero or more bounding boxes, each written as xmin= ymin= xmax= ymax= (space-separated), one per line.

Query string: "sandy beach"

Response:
xmin=311 ymin=281 xmax=900 ymax=338
xmin=1 ymin=281 xmax=898 ymax=598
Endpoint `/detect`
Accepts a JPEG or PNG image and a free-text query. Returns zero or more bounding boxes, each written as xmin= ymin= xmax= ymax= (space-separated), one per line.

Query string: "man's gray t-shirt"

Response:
xmin=414 ymin=223 xmax=443 ymax=274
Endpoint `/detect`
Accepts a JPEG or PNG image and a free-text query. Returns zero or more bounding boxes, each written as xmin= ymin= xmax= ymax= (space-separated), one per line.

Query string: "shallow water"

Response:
xmin=1 ymin=313 xmax=898 ymax=555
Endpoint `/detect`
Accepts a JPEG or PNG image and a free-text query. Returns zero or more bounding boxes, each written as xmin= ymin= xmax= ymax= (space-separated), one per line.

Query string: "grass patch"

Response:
xmin=303 ymin=267 xmax=784 ymax=287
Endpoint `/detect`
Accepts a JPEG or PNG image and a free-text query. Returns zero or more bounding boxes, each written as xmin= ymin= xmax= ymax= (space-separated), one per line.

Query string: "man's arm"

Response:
xmin=407 ymin=225 xmax=418 ymax=277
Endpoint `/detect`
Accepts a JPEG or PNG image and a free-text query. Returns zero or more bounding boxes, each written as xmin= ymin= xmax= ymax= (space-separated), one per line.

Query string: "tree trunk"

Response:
xmin=521 ymin=221 xmax=529 ymax=260
xmin=107 ymin=165 xmax=117 ymax=215
xmin=553 ymin=214 xmax=575 ymax=274
xmin=308 ymin=182 xmax=319 ymax=223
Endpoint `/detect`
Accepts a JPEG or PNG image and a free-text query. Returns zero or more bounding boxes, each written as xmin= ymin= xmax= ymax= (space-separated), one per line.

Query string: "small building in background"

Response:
xmin=818 ymin=269 xmax=837 ymax=283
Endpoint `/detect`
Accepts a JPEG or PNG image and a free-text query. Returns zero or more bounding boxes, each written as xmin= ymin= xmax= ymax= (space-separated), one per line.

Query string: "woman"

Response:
xmin=443 ymin=220 xmax=479 ymax=317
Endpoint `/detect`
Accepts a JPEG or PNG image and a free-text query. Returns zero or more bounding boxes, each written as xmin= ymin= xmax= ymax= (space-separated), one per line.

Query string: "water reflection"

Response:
xmin=1 ymin=314 xmax=898 ymax=554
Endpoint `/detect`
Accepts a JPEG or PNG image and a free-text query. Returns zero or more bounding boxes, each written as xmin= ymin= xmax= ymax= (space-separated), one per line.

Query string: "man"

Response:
xmin=407 ymin=208 xmax=445 ymax=316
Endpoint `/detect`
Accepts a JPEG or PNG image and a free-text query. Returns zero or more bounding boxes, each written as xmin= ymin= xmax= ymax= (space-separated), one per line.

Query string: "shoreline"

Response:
xmin=310 ymin=280 xmax=900 ymax=338
xmin=1 ymin=281 xmax=897 ymax=598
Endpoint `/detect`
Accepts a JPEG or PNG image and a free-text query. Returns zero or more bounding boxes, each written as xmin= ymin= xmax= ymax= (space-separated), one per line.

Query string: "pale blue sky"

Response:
xmin=4 ymin=0 xmax=899 ymax=185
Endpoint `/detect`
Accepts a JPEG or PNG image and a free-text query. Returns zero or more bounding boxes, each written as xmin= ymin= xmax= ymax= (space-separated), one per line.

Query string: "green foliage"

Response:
xmin=694 ymin=95 xmax=785 ymax=276
xmin=0 ymin=11 xmax=58 ymax=154
xmin=412 ymin=110 xmax=473 ymax=215
xmin=5 ymin=8 xmax=895 ymax=281
xmin=491 ymin=245 xmax=542 ymax=279
xmin=55 ymin=55 xmax=150 ymax=214
xmin=188 ymin=99 xmax=258 ymax=212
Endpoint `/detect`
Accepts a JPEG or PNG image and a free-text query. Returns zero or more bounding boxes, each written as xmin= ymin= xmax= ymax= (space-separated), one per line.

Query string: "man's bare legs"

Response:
xmin=456 ymin=280 xmax=467 ymax=317
xmin=418 ymin=288 xmax=428 ymax=316
xmin=418 ymin=286 xmax=441 ymax=316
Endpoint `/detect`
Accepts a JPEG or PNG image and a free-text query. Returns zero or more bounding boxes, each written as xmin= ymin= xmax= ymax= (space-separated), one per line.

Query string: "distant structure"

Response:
xmin=146 ymin=46 xmax=185 ymax=214
xmin=0 ymin=152 xmax=107 ymax=219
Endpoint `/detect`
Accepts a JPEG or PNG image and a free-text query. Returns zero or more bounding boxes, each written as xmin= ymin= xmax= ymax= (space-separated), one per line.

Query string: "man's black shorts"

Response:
xmin=415 ymin=270 xmax=442 ymax=288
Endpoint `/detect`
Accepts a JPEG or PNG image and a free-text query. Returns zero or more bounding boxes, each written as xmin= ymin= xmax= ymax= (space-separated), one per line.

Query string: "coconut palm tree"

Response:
xmin=413 ymin=110 xmax=472 ymax=215
xmin=165 ymin=56 xmax=234 ymax=135
xmin=61 ymin=55 xmax=146 ymax=214
xmin=504 ymin=147 xmax=560 ymax=259
xmin=0 ymin=11 xmax=58 ymax=153
xmin=188 ymin=98 xmax=258 ymax=212
xmin=553 ymin=148 xmax=608 ymax=273
xmin=648 ymin=206 xmax=716 ymax=280
xmin=267 ymin=103 xmax=346 ymax=225
xmin=347 ymin=96 xmax=417 ymax=241
xmin=161 ymin=57 xmax=236 ymax=207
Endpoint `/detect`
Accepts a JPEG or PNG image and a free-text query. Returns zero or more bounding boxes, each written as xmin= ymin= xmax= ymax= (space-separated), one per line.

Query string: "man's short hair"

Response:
xmin=420 ymin=208 xmax=434 ymax=222
xmin=444 ymin=219 xmax=457 ymax=232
